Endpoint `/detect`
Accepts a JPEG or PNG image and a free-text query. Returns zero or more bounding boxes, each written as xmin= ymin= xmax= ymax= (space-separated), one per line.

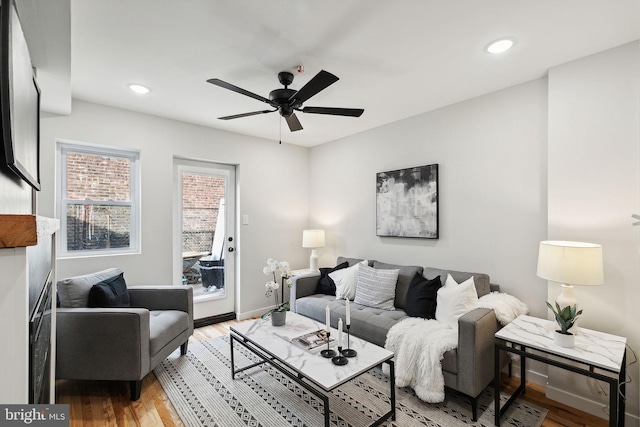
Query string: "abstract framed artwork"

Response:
xmin=376 ymin=164 xmax=438 ymax=238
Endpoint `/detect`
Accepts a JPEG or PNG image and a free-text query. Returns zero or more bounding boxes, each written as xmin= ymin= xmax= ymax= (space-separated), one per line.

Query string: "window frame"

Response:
xmin=56 ymin=139 xmax=141 ymax=258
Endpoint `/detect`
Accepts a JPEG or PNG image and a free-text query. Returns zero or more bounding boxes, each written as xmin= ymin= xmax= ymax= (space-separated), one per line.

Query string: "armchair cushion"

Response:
xmin=149 ymin=310 xmax=191 ymax=356
xmin=58 ymin=268 xmax=122 ymax=308
xmin=88 ymin=273 xmax=130 ymax=308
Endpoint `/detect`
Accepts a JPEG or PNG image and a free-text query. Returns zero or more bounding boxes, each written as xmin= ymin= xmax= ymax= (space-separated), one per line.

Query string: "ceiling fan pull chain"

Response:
xmin=279 ymin=116 xmax=282 ymax=144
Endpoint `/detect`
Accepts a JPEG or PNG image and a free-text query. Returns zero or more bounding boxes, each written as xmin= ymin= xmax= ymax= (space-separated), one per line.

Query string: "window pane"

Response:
xmin=66 ymin=153 xmax=131 ymax=201
xmin=66 ymin=204 xmax=131 ymax=251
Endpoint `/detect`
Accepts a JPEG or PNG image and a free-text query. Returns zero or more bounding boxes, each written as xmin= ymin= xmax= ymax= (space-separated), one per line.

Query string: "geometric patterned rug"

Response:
xmin=154 ymin=335 xmax=547 ymax=427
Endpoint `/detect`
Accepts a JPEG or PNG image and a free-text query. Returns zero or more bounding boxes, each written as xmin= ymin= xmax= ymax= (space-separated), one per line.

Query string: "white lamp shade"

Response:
xmin=536 ymin=240 xmax=604 ymax=286
xmin=302 ymin=229 xmax=325 ymax=248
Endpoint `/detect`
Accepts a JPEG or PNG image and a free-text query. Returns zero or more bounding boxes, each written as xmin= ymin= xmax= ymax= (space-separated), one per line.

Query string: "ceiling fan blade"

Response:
xmin=207 ymin=78 xmax=275 ymax=106
xmin=285 ymin=113 xmax=303 ymax=132
xmin=290 ymin=70 xmax=339 ymax=104
xmin=218 ymin=110 xmax=276 ymax=120
xmin=302 ymin=106 xmax=364 ymax=117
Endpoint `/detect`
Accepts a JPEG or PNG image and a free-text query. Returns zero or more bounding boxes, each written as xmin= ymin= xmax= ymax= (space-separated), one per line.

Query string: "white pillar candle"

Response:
xmin=338 ymin=318 xmax=343 ymax=347
xmin=325 ymin=305 xmax=330 ymax=332
xmin=346 ymin=299 xmax=351 ymax=326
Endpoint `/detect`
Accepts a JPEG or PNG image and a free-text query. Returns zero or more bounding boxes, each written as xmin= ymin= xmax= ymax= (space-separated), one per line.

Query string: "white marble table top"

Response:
xmin=495 ymin=315 xmax=626 ymax=372
xmin=231 ymin=312 xmax=394 ymax=391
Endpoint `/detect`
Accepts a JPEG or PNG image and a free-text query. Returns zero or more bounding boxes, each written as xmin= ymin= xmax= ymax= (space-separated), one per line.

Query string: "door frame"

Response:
xmin=172 ymin=157 xmax=237 ymax=318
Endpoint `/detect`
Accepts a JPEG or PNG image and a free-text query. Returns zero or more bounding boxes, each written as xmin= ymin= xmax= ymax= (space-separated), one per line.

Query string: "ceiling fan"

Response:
xmin=206 ymin=70 xmax=364 ymax=132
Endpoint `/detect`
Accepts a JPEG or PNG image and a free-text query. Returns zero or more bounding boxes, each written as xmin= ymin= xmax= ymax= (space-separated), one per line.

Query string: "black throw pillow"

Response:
xmin=404 ymin=273 xmax=441 ymax=319
xmin=87 ymin=273 xmax=131 ymax=308
xmin=316 ymin=261 xmax=349 ymax=295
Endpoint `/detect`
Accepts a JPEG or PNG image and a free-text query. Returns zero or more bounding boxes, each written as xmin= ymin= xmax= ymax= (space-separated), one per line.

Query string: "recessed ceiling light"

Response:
xmin=128 ymin=84 xmax=150 ymax=94
xmin=486 ymin=38 xmax=515 ymax=54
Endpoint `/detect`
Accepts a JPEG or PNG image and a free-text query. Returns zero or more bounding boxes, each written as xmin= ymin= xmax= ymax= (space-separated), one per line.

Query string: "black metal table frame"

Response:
xmin=230 ymin=331 xmax=396 ymax=427
xmin=494 ymin=340 xmax=626 ymax=427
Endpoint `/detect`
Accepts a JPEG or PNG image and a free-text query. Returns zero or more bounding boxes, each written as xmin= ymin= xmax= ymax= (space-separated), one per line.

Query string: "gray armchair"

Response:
xmin=55 ymin=269 xmax=193 ymax=400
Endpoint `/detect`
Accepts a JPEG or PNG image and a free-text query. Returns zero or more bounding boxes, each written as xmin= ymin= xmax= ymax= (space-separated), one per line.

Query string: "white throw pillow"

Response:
xmin=435 ymin=274 xmax=479 ymax=330
xmin=330 ymin=259 xmax=367 ymax=300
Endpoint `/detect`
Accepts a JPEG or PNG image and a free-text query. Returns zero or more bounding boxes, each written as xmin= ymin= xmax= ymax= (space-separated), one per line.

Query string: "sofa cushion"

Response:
xmin=354 ymin=265 xmax=399 ymax=310
xmin=404 ymin=273 xmax=441 ymax=318
xmin=331 ymin=260 xmax=367 ymax=300
xmin=372 ymin=261 xmax=424 ymax=309
xmin=317 ymin=261 xmax=349 ymax=295
xmin=87 ymin=273 xmax=131 ymax=308
xmin=57 ymin=268 xmax=123 ymax=308
xmin=294 ymin=294 xmax=407 ymax=347
xmin=435 ymin=274 xmax=479 ymax=330
xmin=423 ymin=267 xmax=491 ymax=297
xmin=336 ymin=256 xmax=374 ymax=267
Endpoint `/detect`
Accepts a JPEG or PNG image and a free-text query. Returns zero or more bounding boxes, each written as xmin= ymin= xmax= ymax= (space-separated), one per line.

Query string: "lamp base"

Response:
xmin=309 ymin=249 xmax=319 ymax=272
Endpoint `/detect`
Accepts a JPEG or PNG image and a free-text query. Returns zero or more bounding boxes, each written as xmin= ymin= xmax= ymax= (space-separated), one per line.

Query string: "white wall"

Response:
xmin=309 ymin=79 xmax=549 ymax=316
xmin=547 ymin=41 xmax=640 ymax=423
xmin=38 ymin=100 xmax=310 ymax=317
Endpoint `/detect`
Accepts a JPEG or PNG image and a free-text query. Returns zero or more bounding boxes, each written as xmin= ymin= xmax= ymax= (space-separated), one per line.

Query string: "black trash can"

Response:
xmin=199 ymin=256 xmax=224 ymax=289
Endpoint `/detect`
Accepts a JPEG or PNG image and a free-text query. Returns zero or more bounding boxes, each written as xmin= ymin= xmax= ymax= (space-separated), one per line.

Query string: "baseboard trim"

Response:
xmin=194 ymin=312 xmax=236 ymax=328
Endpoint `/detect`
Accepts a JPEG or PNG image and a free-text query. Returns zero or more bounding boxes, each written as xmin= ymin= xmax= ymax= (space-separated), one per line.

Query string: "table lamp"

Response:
xmin=536 ymin=240 xmax=603 ymax=324
xmin=302 ymin=229 xmax=325 ymax=272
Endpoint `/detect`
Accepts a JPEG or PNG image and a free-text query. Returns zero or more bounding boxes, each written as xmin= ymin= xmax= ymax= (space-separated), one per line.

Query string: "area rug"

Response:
xmin=154 ymin=335 xmax=546 ymax=427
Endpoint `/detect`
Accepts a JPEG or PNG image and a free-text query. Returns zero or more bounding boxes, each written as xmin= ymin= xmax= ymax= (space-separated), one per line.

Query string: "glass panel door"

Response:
xmin=173 ymin=159 xmax=235 ymax=320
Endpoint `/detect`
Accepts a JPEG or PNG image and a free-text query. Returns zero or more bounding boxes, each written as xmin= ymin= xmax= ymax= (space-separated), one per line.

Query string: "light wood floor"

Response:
xmin=55 ymin=318 xmax=608 ymax=427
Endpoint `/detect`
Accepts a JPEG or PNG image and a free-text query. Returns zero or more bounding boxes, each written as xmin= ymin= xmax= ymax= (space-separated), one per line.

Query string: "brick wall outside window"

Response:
xmin=65 ymin=153 xmax=132 ymax=250
xmin=182 ymin=173 xmax=225 ymax=253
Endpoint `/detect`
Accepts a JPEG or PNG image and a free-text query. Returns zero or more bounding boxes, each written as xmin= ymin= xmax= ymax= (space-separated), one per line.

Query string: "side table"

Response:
xmin=494 ymin=315 xmax=626 ymax=426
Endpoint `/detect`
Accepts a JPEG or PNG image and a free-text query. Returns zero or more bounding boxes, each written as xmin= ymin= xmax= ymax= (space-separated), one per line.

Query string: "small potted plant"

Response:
xmin=546 ymin=302 xmax=582 ymax=348
xmin=261 ymin=258 xmax=292 ymax=326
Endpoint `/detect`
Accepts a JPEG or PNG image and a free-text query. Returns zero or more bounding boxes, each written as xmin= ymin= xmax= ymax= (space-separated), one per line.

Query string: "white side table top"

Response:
xmin=495 ymin=315 xmax=626 ymax=373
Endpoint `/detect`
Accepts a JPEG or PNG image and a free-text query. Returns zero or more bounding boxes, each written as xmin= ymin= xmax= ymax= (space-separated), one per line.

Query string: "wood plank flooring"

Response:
xmin=55 ymin=318 xmax=608 ymax=427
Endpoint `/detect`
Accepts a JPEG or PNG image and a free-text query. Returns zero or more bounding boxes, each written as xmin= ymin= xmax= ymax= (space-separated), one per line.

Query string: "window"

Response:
xmin=57 ymin=141 xmax=140 ymax=257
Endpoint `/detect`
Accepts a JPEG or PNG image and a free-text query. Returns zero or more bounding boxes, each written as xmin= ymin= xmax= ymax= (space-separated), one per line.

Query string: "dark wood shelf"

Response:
xmin=0 ymin=215 xmax=60 ymax=248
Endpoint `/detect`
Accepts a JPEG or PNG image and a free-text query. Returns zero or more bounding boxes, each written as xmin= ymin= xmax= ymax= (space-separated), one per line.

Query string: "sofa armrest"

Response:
xmin=456 ymin=307 xmax=500 ymax=397
xmin=289 ymin=273 xmax=321 ymax=312
xmin=56 ymin=308 xmax=151 ymax=381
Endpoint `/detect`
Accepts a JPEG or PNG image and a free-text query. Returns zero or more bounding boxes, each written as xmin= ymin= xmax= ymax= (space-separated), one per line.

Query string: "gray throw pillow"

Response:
xmin=372 ymin=261 xmax=424 ymax=309
xmin=57 ymin=268 xmax=122 ymax=308
xmin=354 ymin=265 xmax=399 ymax=311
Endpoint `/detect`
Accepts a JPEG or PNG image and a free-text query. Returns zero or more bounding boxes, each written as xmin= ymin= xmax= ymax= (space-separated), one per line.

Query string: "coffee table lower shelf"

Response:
xmin=230 ymin=332 xmax=396 ymax=427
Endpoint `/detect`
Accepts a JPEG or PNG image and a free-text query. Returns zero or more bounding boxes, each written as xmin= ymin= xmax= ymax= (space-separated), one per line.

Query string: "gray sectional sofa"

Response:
xmin=290 ymin=256 xmax=506 ymax=421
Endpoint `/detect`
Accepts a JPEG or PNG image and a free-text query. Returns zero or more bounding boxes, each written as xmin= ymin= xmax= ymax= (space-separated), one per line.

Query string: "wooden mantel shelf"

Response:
xmin=0 ymin=215 xmax=60 ymax=248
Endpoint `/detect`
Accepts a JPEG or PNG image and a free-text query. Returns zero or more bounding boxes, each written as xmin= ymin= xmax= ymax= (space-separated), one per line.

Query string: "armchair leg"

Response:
xmin=471 ymin=395 xmax=479 ymax=421
xmin=180 ymin=341 xmax=188 ymax=356
xmin=130 ymin=380 xmax=142 ymax=401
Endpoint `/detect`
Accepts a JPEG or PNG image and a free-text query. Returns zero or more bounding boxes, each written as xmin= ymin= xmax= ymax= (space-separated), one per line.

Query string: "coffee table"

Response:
xmin=230 ymin=312 xmax=396 ymax=426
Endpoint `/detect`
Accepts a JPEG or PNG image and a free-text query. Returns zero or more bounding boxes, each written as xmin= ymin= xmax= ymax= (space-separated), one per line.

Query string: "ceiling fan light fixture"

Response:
xmin=486 ymin=38 xmax=515 ymax=54
xmin=128 ymin=83 xmax=150 ymax=94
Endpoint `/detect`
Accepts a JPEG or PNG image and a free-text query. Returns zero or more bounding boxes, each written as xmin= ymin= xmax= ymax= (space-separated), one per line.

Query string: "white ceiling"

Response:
xmin=24 ymin=1 xmax=640 ymax=147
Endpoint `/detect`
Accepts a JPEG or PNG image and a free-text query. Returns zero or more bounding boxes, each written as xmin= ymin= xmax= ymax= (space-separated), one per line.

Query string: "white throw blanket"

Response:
xmin=384 ymin=292 xmax=528 ymax=403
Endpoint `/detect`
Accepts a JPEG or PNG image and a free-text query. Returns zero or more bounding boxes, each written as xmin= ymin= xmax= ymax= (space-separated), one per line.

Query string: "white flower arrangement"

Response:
xmin=262 ymin=258 xmax=292 ymax=316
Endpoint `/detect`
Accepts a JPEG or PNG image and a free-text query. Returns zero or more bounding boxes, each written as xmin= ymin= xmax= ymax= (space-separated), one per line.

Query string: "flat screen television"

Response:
xmin=0 ymin=0 xmax=41 ymax=191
